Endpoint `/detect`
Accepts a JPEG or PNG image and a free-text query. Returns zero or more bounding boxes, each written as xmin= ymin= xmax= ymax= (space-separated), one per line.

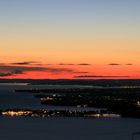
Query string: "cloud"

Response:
xmin=11 ymin=61 xmax=40 ymax=65
xmin=0 ymin=65 xmax=47 ymax=71
xmin=108 ymin=63 xmax=121 ymax=66
xmin=74 ymin=72 xmax=89 ymax=74
xmin=109 ymin=63 xmax=133 ymax=66
xmin=74 ymin=75 xmax=129 ymax=78
xmin=55 ymin=63 xmax=92 ymax=66
xmin=13 ymin=69 xmax=24 ymax=74
xmin=0 ymin=72 xmax=13 ymax=77
xmin=58 ymin=63 xmax=75 ymax=66
xmin=0 ymin=69 xmax=24 ymax=77
xmin=0 ymin=64 xmax=73 ymax=77
xmin=78 ymin=63 xmax=91 ymax=66
xmin=126 ymin=64 xmax=133 ymax=65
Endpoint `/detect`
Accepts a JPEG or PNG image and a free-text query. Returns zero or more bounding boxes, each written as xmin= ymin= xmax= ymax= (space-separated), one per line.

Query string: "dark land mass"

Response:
xmin=16 ymin=87 xmax=140 ymax=119
xmin=1 ymin=79 xmax=140 ymax=87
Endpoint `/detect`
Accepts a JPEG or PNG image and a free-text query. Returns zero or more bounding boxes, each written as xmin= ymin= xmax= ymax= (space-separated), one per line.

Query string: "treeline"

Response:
xmin=1 ymin=79 xmax=140 ymax=87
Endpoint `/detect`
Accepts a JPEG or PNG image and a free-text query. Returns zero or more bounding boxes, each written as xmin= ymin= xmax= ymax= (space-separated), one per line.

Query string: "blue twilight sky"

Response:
xmin=0 ymin=0 xmax=140 ymax=40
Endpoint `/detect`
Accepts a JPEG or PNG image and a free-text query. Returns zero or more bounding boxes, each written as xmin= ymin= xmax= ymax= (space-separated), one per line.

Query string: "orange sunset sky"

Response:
xmin=0 ymin=0 xmax=140 ymax=79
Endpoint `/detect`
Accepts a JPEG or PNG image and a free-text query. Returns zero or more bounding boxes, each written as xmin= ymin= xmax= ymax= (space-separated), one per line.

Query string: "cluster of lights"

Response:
xmin=1 ymin=110 xmax=121 ymax=118
xmin=137 ymin=101 xmax=140 ymax=106
xmin=41 ymin=97 xmax=54 ymax=101
xmin=85 ymin=113 xmax=120 ymax=118
xmin=2 ymin=111 xmax=32 ymax=117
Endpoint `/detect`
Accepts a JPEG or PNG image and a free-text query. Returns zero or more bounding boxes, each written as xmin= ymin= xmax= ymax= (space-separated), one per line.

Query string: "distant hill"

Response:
xmin=0 ymin=79 xmax=140 ymax=87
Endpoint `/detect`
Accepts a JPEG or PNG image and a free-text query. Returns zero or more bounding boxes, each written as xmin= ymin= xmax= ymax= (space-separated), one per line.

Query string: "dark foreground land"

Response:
xmin=16 ymin=87 xmax=140 ymax=119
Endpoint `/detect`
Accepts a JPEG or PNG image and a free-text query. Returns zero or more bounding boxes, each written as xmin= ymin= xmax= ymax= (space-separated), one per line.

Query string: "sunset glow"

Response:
xmin=0 ymin=0 xmax=140 ymax=79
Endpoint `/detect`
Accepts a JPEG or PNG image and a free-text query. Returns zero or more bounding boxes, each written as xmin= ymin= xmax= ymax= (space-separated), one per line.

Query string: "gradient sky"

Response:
xmin=0 ymin=0 xmax=140 ymax=79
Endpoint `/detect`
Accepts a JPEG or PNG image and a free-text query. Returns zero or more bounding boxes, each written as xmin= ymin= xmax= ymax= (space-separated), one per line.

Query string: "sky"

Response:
xmin=0 ymin=0 xmax=140 ymax=79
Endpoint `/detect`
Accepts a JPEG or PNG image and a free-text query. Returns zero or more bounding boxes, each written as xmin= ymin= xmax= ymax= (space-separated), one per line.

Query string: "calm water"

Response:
xmin=0 ymin=117 xmax=140 ymax=140
xmin=0 ymin=84 xmax=140 ymax=140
